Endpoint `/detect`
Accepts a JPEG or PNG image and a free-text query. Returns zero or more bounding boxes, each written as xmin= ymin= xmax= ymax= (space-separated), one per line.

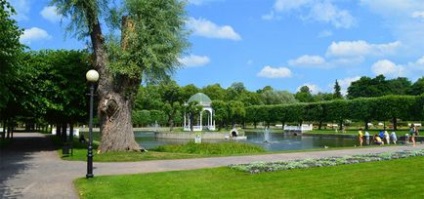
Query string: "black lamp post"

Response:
xmin=86 ymin=69 xmax=99 ymax=178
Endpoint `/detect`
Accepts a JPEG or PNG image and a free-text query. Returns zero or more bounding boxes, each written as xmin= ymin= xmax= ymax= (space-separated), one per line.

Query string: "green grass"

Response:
xmin=75 ymin=156 xmax=424 ymax=199
xmin=61 ymin=139 xmax=265 ymax=162
xmin=153 ymin=141 xmax=265 ymax=155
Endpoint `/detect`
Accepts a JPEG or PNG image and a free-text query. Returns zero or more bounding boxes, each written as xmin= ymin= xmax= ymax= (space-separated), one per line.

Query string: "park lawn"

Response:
xmin=61 ymin=141 xmax=266 ymax=162
xmin=75 ymin=156 xmax=424 ymax=199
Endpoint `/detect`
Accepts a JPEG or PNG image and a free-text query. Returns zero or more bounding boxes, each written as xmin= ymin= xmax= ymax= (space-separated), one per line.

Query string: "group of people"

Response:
xmin=357 ymin=124 xmax=419 ymax=146
xmin=358 ymin=128 xmax=397 ymax=146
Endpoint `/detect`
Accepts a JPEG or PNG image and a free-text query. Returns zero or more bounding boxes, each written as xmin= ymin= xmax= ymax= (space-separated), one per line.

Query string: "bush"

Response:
xmin=153 ymin=141 xmax=265 ymax=155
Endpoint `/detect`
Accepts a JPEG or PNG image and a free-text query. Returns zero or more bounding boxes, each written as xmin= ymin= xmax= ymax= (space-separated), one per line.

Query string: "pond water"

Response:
xmin=135 ymin=131 xmax=363 ymax=152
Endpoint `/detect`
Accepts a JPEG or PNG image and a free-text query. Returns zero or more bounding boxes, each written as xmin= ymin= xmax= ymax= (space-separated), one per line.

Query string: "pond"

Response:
xmin=134 ymin=131 xmax=365 ymax=152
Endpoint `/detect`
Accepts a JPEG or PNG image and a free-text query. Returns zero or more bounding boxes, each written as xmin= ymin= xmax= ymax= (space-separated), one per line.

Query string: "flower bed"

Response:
xmin=229 ymin=149 xmax=424 ymax=174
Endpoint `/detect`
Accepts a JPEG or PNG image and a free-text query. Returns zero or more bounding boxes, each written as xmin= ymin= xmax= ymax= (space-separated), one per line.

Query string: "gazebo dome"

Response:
xmin=188 ymin=93 xmax=212 ymax=107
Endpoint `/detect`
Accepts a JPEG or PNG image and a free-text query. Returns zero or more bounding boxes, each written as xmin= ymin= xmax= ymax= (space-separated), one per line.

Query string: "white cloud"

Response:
xmin=371 ymin=59 xmax=405 ymax=77
xmin=416 ymin=56 xmax=424 ymax=65
xmin=360 ymin=0 xmax=419 ymax=17
xmin=406 ymin=55 xmax=424 ymax=72
xmin=20 ymin=27 xmax=52 ymax=44
xmin=326 ymin=40 xmax=401 ymax=58
xmin=412 ymin=11 xmax=424 ymax=19
xmin=186 ymin=17 xmax=241 ymax=41
xmin=274 ymin=0 xmax=310 ymax=12
xmin=318 ymin=30 xmax=333 ymax=38
xmin=178 ymin=54 xmax=210 ymax=67
xmin=262 ymin=11 xmax=277 ymax=21
xmin=307 ymin=1 xmax=356 ymax=29
xmin=257 ymin=66 xmax=292 ymax=78
xmin=266 ymin=0 xmax=355 ymax=29
xmin=360 ymin=1 xmax=424 ymax=56
xmin=9 ymin=0 xmax=30 ymax=21
xmin=41 ymin=6 xmax=62 ymax=23
xmin=289 ymin=55 xmax=326 ymax=66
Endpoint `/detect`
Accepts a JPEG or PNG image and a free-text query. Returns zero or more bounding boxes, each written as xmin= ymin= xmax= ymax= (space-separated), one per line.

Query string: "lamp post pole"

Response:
xmin=86 ymin=70 xmax=99 ymax=179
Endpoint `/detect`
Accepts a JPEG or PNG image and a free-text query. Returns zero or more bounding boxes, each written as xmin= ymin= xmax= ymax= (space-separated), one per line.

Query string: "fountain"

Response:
xmin=264 ymin=127 xmax=270 ymax=143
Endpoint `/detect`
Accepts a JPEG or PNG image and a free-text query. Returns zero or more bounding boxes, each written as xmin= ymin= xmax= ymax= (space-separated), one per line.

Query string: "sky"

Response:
xmin=10 ymin=0 xmax=424 ymax=95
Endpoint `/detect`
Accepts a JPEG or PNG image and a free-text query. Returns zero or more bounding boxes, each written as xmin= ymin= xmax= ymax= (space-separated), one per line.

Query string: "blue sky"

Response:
xmin=10 ymin=0 xmax=424 ymax=95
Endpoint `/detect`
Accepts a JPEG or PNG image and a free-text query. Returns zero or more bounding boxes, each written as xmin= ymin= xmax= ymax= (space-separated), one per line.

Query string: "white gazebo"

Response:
xmin=183 ymin=93 xmax=215 ymax=131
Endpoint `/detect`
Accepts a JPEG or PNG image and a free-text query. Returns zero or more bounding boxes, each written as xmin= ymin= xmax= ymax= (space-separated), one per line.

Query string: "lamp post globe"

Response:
xmin=86 ymin=69 xmax=99 ymax=82
xmin=86 ymin=69 xmax=98 ymax=179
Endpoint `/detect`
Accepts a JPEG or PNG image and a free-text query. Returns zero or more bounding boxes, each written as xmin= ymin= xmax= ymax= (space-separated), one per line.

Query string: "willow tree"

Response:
xmin=52 ymin=0 xmax=189 ymax=152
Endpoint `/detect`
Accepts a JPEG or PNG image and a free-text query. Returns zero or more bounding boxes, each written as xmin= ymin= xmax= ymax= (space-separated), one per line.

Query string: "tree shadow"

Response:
xmin=0 ymin=133 xmax=57 ymax=198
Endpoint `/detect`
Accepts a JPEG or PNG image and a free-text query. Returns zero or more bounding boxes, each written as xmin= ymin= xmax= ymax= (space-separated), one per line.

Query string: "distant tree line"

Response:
xmin=132 ymin=76 xmax=424 ymax=131
xmin=2 ymin=46 xmax=424 ymax=138
xmin=246 ymin=95 xmax=424 ymax=131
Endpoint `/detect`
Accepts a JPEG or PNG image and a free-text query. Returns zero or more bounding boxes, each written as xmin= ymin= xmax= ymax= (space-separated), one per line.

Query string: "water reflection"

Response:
xmin=135 ymin=131 xmax=360 ymax=152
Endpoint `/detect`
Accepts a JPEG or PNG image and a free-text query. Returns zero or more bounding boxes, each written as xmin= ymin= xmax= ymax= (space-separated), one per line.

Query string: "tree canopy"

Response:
xmin=51 ymin=0 xmax=189 ymax=152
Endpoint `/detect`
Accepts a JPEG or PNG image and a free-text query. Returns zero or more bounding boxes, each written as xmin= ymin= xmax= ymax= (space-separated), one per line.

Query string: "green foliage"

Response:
xmin=348 ymin=75 xmax=414 ymax=99
xmin=333 ymin=80 xmax=343 ymax=99
xmin=211 ymin=100 xmax=228 ymax=129
xmin=51 ymin=0 xmax=107 ymax=40
xmin=410 ymin=77 xmax=424 ymax=95
xmin=295 ymin=85 xmax=315 ymax=102
xmin=153 ymin=141 xmax=265 ymax=155
xmin=228 ymin=100 xmax=246 ymax=125
xmin=106 ymin=0 xmax=189 ymax=82
xmin=202 ymin=84 xmax=226 ymax=101
xmin=20 ymin=50 xmax=91 ymax=124
xmin=0 ymin=0 xmax=23 ymax=111
xmin=132 ymin=110 xmax=151 ymax=127
xmin=260 ymin=89 xmax=297 ymax=105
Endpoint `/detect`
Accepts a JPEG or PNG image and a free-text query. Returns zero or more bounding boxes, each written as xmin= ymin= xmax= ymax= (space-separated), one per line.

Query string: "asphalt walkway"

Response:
xmin=1 ymin=132 xmax=423 ymax=199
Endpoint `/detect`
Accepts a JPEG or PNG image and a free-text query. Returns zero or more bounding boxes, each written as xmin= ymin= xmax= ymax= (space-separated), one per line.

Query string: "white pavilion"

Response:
xmin=183 ymin=93 xmax=216 ymax=131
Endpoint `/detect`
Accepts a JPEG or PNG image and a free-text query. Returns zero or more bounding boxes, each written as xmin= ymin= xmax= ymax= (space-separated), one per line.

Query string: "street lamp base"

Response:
xmin=86 ymin=174 xmax=94 ymax=179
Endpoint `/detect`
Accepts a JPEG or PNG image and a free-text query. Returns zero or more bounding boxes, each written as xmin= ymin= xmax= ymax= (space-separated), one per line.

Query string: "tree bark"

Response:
xmin=88 ymin=17 xmax=141 ymax=153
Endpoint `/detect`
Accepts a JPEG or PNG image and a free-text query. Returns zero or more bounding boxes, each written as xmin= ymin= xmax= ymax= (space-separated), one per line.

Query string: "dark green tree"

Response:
xmin=295 ymin=86 xmax=314 ymax=102
xmin=0 ymin=0 xmax=24 ymax=138
xmin=333 ymin=80 xmax=343 ymax=99
xmin=409 ymin=77 xmax=424 ymax=96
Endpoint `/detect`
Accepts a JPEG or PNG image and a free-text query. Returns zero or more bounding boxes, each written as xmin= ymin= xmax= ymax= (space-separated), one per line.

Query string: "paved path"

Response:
xmin=1 ymin=132 xmax=423 ymax=199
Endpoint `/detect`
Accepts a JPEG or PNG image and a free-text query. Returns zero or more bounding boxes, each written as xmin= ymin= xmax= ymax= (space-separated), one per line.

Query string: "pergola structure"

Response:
xmin=183 ymin=93 xmax=215 ymax=131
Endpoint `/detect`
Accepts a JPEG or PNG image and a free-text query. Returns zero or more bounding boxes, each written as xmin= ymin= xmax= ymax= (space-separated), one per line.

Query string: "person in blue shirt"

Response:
xmin=379 ymin=130 xmax=385 ymax=140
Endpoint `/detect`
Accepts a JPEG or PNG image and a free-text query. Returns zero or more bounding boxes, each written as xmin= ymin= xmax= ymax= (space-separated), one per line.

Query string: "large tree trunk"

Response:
xmin=89 ymin=16 xmax=141 ymax=153
xmin=98 ymin=93 xmax=140 ymax=152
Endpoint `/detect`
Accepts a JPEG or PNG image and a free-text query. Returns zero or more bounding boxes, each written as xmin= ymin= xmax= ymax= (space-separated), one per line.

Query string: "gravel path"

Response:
xmin=1 ymin=132 xmax=423 ymax=199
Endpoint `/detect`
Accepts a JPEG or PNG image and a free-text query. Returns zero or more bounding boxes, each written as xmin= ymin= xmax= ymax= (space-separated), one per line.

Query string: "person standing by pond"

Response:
xmin=358 ymin=128 xmax=364 ymax=146
xmin=384 ymin=129 xmax=390 ymax=145
xmin=410 ymin=124 xmax=418 ymax=147
xmin=390 ymin=131 xmax=397 ymax=144
xmin=364 ymin=131 xmax=370 ymax=145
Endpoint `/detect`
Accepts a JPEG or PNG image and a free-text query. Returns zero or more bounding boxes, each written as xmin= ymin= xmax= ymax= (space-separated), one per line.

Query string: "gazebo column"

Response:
xmin=199 ymin=111 xmax=203 ymax=130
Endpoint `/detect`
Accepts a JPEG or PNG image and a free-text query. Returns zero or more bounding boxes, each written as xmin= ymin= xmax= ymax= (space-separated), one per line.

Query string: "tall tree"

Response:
xmin=347 ymin=75 xmax=391 ymax=99
xmin=0 ymin=0 xmax=23 ymax=113
xmin=159 ymin=81 xmax=182 ymax=132
xmin=295 ymin=86 xmax=314 ymax=102
xmin=409 ymin=77 xmax=424 ymax=95
xmin=52 ymin=0 xmax=189 ymax=152
xmin=261 ymin=89 xmax=297 ymax=105
xmin=333 ymin=80 xmax=343 ymax=99
xmin=202 ymin=84 xmax=226 ymax=101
